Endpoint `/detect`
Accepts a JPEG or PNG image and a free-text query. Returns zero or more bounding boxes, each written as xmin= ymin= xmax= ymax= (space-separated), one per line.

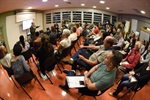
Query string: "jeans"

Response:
xmin=113 ymin=74 xmax=131 ymax=95
xmin=71 ymin=48 xmax=87 ymax=60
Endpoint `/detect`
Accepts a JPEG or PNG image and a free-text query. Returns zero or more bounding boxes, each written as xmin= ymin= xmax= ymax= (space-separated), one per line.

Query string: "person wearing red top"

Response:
xmin=119 ymin=41 xmax=141 ymax=71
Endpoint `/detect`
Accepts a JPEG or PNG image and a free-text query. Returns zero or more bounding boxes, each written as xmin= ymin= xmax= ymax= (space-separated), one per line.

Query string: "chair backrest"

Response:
xmin=44 ymin=56 xmax=56 ymax=71
xmin=61 ymin=46 xmax=71 ymax=58
xmin=2 ymin=65 xmax=14 ymax=77
xmin=21 ymin=49 xmax=33 ymax=61
xmin=15 ymin=70 xmax=34 ymax=85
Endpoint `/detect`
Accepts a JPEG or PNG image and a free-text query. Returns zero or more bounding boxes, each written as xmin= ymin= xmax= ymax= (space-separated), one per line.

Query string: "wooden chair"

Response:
xmin=78 ymin=85 xmax=113 ymax=100
xmin=15 ymin=69 xmax=45 ymax=99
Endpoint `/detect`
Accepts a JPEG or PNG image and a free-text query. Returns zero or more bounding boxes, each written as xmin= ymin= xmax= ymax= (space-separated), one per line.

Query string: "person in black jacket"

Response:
xmin=109 ymin=61 xmax=150 ymax=96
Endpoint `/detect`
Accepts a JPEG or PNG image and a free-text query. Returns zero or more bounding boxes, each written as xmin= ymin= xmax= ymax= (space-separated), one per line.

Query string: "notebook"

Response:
xmin=66 ymin=76 xmax=85 ymax=88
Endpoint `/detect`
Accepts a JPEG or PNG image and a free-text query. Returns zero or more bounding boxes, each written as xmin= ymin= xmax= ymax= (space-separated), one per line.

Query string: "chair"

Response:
xmin=78 ymin=85 xmax=113 ymax=100
xmin=2 ymin=65 xmax=18 ymax=88
xmin=15 ymin=69 xmax=45 ymax=99
xmin=21 ymin=48 xmax=37 ymax=65
xmin=43 ymin=56 xmax=56 ymax=84
xmin=56 ymin=46 xmax=71 ymax=73
xmin=117 ymin=81 xmax=148 ymax=100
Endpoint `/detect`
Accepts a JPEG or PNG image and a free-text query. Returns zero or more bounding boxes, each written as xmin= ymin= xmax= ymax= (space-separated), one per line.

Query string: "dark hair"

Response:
xmin=19 ymin=35 xmax=25 ymax=48
xmin=41 ymin=34 xmax=54 ymax=57
xmin=13 ymin=43 xmax=22 ymax=56
xmin=107 ymin=37 xmax=115 ymax=46
xmin=35 ymin=31 xmax=40 ymax=37
xmin=110 ymin=50 xmax=123 ymax=67
xmin=72 ymin=27 xmax=76 ymax=33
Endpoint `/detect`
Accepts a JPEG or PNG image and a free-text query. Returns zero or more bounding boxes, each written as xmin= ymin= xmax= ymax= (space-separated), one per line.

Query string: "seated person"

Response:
xmin=109 ymin=61 xmax=150 ymax=97
xmin=140 ymin=44 xmax=150 ymax=63
xmin=64 ymin=36 xmax=114 ymax=71
xmin=55 ymin=29 xmax=71 ymax=56
xmin=119 ymin=41 xmax=141 ymax=72
xmin=68 ymin=27 xmax=77 ymax=42
xmin=17 ymin=35 xmax=30 ymax=53
xmin=0 ymin=45 xmax=13 ymax=68
xmin=11 ymin=44 xmax=30 ymax=78
xmin=59 ymin=50 xmax=123 ymax=93
xmin=113 ymin=32 xmax=124 ymax=50
xmin=35 ymin=34 xmax=55 ymax=80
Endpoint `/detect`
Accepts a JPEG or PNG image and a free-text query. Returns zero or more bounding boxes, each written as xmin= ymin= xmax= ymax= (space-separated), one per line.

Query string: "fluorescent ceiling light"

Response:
xmin=28 ymin=7 xmax=32 ymax=9
xmin=100 ymin=0 xmax=105 ymax=4
xmin=81 ymin=4 xmax=85 ymax=6
xmin=55 ymin=5 xmax=59 ymax=7
xmin=93 ymin=6 xmax=96 ymax=8
xmin=106 ymin=7 xmax=110 ymax=9
xmin=141 ymin=10 xmax=145 ymax=14
xmin=63 ymin=0 xmax=68 ymax=1
xmin=42 ymin=0 xmax=48 ymax=2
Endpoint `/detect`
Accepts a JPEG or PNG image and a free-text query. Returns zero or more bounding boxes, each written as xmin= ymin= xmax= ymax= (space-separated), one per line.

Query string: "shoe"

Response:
xmin=62 ymin=58 xmax=74 ymax=65
xmin=63 ymin=69 xmax=69 ymax=74
xmin=109 ymin=92 xmax=117 ymax=97
xmin=67 ymin=70 xmax=76 ymax=76
xmin=59 ymin=85 xmax=69 ymax=91
xmin=40 ymin=74 xmax=48 ymax=81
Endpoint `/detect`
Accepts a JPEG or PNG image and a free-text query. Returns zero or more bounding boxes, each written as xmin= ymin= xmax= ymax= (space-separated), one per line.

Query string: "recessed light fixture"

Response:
xmin=63 ymin=0 xmax=68 ymax=1
xmin=141 ymin=10 xmax=145 ymax=14
xmin=93 ymin=6 xmax=96 ymax=8
xmin=28 ymin=7 xmax=32 ymax=9
xmin=81 ymin=4 xmax=85 ymax=6
xmin=106 ymin=7 xmax=110 ymax=10
xmin=100 ymin=0 xmax=105 ymax=4
xmin=55 ymin=5 xmax=59 ymax=7
xmin=42 ymin=0 xmax=48 ymax=2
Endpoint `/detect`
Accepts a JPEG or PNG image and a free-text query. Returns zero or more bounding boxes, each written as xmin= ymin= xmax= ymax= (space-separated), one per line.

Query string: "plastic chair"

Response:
xmin=15 ymin=69 xmax=45 ymax=99
xmin=21 ymin=48 xmax=37 ymax=65
xmin=56 ymin=46 xmax=71 ymax=73
xmin=2 ymin=65 xmax=18 ymax=88
xmin=43 ymin=56 xmax=57 ymax=84
xmin=78 ymin=85 xmax=113 ymax=100
xmin=117 ymin=81 xmax=148 ymax=100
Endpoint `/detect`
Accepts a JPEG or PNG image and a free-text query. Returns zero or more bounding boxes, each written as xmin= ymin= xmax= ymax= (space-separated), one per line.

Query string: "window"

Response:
xmin=103 ymin=14 xmax=110 ymax=24
xmin=46 ymin=13 xmax=51 ymax=24
xmin=72 ymin=11 xmax=82 ymax=22
xmin=62 ymin=12 xmax=71 ymax=22
xmin=94 ymin=13 xmax=102 ymax=24
xmin=83 ymin=12 xmax=92 ymax=23
xmin=52 ymin=12 xmax=60 ymax=23
xmin=112 ymin=16 xmax=117 ymax=25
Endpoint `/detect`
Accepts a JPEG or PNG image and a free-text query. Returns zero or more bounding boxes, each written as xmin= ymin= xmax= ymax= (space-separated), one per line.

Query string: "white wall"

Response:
xmin=6 ymin=13 xmax=43 ymax=50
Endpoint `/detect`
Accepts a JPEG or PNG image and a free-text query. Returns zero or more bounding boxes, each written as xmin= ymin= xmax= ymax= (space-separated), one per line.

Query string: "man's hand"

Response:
xmin=78 ymin=55 xmax=85 ymax=60
xmin=80 ymin=45 xmax=85 ymax=48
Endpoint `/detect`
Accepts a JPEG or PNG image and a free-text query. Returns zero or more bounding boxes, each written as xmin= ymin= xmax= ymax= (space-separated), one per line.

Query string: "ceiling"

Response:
xmin=0 ymin=0 xmax=150 ymax=18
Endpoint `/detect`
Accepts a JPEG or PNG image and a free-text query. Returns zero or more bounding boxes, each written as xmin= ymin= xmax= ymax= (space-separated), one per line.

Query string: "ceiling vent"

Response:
xmin=66 ymin=2 xmax=71 ymax=4
xmin=133 ymin=9 xmax=140 ymax=13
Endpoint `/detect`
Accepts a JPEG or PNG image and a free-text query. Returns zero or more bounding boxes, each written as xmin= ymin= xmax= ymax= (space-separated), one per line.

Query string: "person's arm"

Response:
xmin=78 ymin=55 xmax=98 ymax=66
xmin=80 ymin=44 xmax=100 ymax=50
xmin=123 ymin=53 xmax=140 ymax=69
xmin=84 ymin=65 xmax=98 ymax=78
xmin=20 ymin=55 xmax=30 ymax=71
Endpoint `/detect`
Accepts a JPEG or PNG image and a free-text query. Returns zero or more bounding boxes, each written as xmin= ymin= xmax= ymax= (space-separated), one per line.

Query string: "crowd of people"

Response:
xmin=0 ymin=21 xmax=150 ymax=98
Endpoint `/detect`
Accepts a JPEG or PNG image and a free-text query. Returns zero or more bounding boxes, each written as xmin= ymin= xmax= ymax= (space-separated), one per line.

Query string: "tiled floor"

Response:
xmin=0 ymin=39 xmax=150 ymax=100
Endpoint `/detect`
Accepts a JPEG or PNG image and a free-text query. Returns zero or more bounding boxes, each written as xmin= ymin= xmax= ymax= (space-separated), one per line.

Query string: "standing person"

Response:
xmin=35 ymin=34 xmax=55 ymax=80
xmin=17 ymin=35 xmax=30 ymax=53
xmin=30 ymin=22 xmax=40 ymax=41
